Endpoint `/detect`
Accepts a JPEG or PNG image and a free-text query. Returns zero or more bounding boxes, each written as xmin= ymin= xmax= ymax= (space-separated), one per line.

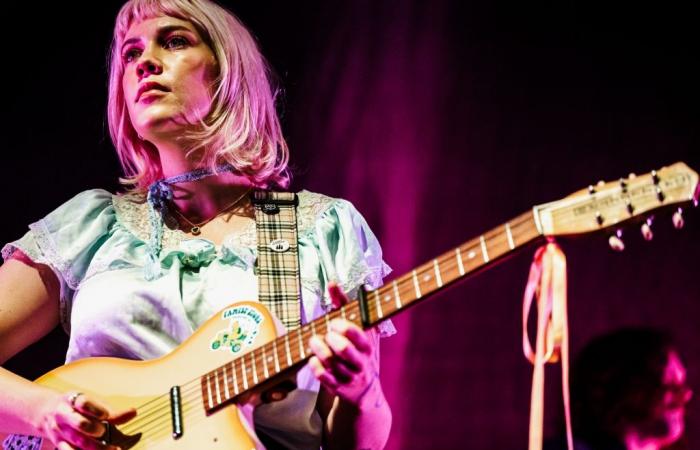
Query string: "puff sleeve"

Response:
xmin=1 ymin=189 xmax=116 ymax=331
xmin=300 ymin=198 xmax=396 ymax=337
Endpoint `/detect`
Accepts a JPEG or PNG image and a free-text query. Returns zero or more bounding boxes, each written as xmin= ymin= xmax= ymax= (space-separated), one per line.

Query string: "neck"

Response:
xmin=153 ymin=142 xmax=254 ymax=221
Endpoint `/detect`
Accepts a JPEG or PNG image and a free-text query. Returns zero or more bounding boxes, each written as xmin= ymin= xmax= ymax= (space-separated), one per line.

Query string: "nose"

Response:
xmin=136 ymin=52 xmax=163 ymax=79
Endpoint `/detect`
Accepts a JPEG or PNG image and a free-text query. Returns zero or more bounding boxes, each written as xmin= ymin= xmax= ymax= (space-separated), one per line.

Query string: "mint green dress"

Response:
xmin=2 ymin=189 xmax=394 ymax=450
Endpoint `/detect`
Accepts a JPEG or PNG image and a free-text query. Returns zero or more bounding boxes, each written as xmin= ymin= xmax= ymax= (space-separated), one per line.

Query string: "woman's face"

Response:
xmin=121 ymin=16 xmax=218 ymax=140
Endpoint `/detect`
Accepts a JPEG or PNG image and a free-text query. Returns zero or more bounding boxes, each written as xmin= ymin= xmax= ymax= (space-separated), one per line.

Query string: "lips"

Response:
xmin=136 ymin=82 xmax=170 ymax=102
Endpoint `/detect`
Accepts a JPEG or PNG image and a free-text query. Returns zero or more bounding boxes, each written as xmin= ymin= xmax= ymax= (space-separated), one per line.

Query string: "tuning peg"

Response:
xmin=608 ymin=229 xmax=625 ymax=252
xmin=628 ymin=172 xmax=637 ymax=179
xmin=641 ymin=218 xmax=654 ymax=241
xmin=672 ymin=208 xmax=685 ymax=229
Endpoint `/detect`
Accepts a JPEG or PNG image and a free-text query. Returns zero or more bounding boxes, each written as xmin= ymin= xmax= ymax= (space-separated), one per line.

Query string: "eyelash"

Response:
xmin=122 ymin=35 xmax=191 ymax=64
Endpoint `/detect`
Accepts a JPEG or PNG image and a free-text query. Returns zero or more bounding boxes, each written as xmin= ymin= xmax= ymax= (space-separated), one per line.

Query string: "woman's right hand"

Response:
xmin=35 ymin=391 xmax=136 ymax=450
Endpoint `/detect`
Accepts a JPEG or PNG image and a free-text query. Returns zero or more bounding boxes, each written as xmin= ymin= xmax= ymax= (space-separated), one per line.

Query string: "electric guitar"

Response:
xmin=1 ymin=162 xmax=697 ymax=449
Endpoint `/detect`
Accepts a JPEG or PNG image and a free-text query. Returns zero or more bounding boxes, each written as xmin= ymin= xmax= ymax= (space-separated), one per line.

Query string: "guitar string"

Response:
xmin=114 ymin=226 xmax=538 ymax=441
xmin=114 ymin=192 xmax=679 ymax=443
xmin=108 ymin=214 xmax=541 ymax=439
xmin=129 ymin=187 xmax=688 ymax=436
xmin=115 ymin=212 xmax=539 ymax=434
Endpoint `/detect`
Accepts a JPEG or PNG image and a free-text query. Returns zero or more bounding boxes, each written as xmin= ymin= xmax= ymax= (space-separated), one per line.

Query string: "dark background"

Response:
xmin=2 ymin=1 xmax=698 ymax=449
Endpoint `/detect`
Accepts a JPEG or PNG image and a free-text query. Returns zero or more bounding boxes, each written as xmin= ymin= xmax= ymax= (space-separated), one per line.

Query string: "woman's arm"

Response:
xmin=0 ymin=256 xmax=134 ymax=449
xmin=310 ymin=284 xmax=392 ymax=450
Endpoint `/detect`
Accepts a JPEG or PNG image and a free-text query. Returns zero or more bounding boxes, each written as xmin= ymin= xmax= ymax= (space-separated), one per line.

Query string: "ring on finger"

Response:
xmin=68 ymin=392 xmax=84 ymax=409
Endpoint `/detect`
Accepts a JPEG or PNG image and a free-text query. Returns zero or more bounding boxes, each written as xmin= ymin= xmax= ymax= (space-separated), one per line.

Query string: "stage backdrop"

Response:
xmin=1 ymin=1 xmax=698 ymax=449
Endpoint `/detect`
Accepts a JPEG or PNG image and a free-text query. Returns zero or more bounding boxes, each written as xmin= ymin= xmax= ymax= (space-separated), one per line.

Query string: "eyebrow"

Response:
xmin=121 ymin=24 xmax=196 ymax=51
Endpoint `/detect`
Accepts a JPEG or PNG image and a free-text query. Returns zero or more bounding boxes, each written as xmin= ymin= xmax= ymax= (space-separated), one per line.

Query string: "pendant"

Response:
xmin=191 ymin=226 xmax=201 ymax=235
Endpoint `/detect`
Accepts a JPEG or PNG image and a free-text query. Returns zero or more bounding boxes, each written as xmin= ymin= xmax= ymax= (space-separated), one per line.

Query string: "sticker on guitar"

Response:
xmin=210 ymin=305 xmax=264 ymax=353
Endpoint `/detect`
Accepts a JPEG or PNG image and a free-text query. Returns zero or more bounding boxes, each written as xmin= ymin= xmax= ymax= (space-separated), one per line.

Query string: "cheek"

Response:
xmin=122 ymin=71 xmax=138 ymax=100
xmin=180 ymin=62 xmax=217 ymax=107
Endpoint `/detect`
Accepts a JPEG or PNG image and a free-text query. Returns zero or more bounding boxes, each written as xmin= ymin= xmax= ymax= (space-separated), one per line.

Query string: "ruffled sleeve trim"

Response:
xmin=297 ymin=191 xmax=396 ymax=337
xmin=1 ymin=189 xmax=117 ymax=333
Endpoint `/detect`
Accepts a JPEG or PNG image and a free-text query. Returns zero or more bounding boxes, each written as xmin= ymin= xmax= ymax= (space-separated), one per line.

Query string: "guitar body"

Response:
xmin=1 ymin=301 xmax=287 ymax=450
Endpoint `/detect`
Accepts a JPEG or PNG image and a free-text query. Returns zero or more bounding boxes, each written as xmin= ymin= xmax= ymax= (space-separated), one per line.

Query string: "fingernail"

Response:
xmin=330 ymin=319 xmax=345 ymax=332
xmin=308 ymin=336 xmax=321 ymax=351
xmin=326 ymin=331 xmax=343 ymax=348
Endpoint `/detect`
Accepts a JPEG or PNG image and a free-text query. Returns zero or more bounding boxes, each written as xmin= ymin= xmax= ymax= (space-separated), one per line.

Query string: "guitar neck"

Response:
xmin=361 ymin=209 xmax=542 ymax=325
xmin=200 ymin=210 xmax=542 ymax=412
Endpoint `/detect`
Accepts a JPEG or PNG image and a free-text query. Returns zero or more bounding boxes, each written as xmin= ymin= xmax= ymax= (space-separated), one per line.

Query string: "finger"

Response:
xmin=60 ymin=409 xmax=106 ymax=438
xmin=326 ymin=360 xmax=356 ymax=384
xmin=309 ymin=356 xmax=339 ymax=390
xmin=325 ymin=331 xmax=365 ymax=373
xmin=327 ymin=283 xmax=350 ymax=309
xmin=309 ymin=335 xmax=334 ymax=364
xmin=71 ymin=394 xmax=108 ymax=421
xmin=57 ymin=442 xmax=77 ymax=450
xmin=330 ymin=319 xmax=372 ymax=354
xmin=61 ymin=425 xmax=112 ymax=450
xmin=70 ymin=392 xmax=137 ymax=425
xmin=106 ymin=406 xmax=137 ymax=425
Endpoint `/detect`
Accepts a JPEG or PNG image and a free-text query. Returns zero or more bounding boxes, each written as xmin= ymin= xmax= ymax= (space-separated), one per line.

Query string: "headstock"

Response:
xmin=534 ymin=162 xmax=698 ymax=246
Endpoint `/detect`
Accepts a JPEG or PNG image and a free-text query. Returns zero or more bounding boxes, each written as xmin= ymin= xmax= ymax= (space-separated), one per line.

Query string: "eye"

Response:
xmin=122 ymin=47 xmax=142 ymax=64
xmin=164 ymin=35 xmax=189 ymax=50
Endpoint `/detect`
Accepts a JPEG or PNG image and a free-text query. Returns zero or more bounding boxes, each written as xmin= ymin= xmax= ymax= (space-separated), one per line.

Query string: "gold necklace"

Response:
xmin=171 ymin=188 xmax=251 ymax=235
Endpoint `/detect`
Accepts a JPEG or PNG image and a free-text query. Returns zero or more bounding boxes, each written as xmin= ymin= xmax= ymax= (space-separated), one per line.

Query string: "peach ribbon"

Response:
xmin=522 ymin=241 xmax=573 ymax=450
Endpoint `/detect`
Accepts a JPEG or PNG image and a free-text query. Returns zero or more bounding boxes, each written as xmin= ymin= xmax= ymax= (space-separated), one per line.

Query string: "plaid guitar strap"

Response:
xmin=251 ymin=191 xmax=302 ymax=331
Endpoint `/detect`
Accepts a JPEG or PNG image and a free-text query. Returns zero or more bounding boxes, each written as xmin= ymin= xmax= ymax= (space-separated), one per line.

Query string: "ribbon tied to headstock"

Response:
xmin=522 ymin=240 xmax=573 ymax=450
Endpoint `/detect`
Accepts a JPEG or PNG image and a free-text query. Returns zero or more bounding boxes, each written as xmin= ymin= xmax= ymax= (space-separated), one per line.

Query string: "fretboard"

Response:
xmin=200 ymin=210 xmax=541 ymax=412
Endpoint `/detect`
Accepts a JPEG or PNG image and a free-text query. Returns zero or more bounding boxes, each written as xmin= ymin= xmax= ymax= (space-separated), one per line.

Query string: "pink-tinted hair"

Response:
xmin=107 ymin=0 xmax=290 ymax=190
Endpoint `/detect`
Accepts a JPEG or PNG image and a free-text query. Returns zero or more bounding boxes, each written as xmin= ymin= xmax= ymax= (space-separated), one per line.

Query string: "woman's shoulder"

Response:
xmin=38 ymin=188 xmax=117 ymax=228
xmin=296 ymin=190 xmax=363 ymax=235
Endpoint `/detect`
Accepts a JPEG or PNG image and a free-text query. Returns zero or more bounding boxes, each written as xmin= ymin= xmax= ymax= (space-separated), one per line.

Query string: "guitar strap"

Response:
xmin=251 ymin=191 xmax=302 ymax=331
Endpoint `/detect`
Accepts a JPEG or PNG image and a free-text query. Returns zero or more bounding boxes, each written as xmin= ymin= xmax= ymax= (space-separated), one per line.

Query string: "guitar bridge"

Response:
xmin=170 ymin=386 xmax=184 ymax=439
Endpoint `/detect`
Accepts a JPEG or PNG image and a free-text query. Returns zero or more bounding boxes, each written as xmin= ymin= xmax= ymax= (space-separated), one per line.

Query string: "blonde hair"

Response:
xmin=107 ymin=0 xmax=290 ymax=190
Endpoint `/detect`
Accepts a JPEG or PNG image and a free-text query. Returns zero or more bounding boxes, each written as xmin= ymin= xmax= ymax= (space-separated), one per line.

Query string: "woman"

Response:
xmin=0 ymin=0 xmax=393 ymax=449
xmin=548 ymin=328 xmax=692 ymax=450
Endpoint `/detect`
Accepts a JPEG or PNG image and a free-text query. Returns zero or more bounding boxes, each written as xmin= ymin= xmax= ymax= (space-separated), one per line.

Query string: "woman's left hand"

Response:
xmin=308 ymin=283 xmax=380 ymax=407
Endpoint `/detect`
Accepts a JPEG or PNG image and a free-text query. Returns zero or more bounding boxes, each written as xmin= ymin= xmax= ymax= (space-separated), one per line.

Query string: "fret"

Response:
xmin=261 ymin=346 xmax=270 ymax=379
xmin=479 ymin=236 xmax=490 ymax=262
xmin=298 ymin=328 xmax=306 ymax=359
xmin=455 ymin=248 xmax=465 ymax=275
xmin=310 ymin=319 xmax=317 ymax=336
xmin=221 ymin=366 xmax=230 ymax=399
xmin=284 ymin=334 xmax=292 ymax=367
xmin=227 ymin=363 xmax=239 ymax=396
xmin=206 ymin=373 xmax=214 ymax=409
xmin=241 ymin=357 xmax=249 ymax=390
xmin=213 ymin=370 xmax=222 ymax=405
xmin=374 ymin=289 xmax=383 ymax=319
xmin=273 ymin=339 xmax=280 ymax=374
xmin=392 ymin=280 xmax=402 ymax=309
xmin=341 ymin=306 xmax=347 ymax=320
xmin=433 ymin=259 xmax=443 ymax=287
xmin=505 ymin=223 xmax=515 ymax=250
xmin=412 ymin=270 xmax=422 ymax=298
xmin=250 ymin=352 xmax=258 ymax=385
xmin=231 ymin=361 xmax=240 ymax=395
